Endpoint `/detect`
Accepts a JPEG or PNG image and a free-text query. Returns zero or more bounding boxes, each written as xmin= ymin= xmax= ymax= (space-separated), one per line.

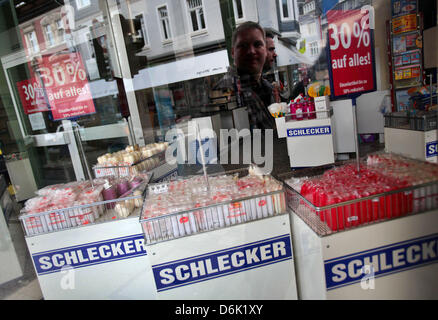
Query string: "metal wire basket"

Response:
xmin=278 ymin=163 xmax=438 ymax=237
xmin=93 ymin=149 xmax=167 ymax=178
xmin=19 ymin=180 xmax=149 ymax=237
xmin=139 ymin=168 xmax=287 ymax=245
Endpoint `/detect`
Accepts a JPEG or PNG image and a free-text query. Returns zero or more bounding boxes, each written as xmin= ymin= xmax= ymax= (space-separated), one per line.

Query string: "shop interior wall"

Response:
xmin=372 ymin=0 xmax=391 ymax=91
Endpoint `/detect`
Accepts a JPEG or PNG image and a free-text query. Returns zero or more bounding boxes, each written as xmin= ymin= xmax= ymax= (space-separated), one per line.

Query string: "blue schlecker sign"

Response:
xmin=32 ymin=234 xmax=147 ymax=275
xmin=426 ymin=141 xmax=438 ymax=158
xmin=324 ymin=233 xmax=438 ymax=290
xmin=152 ymin=234 xmax=293 ymax=292
xmin=287 ymin=126 xmax=332 ymax=138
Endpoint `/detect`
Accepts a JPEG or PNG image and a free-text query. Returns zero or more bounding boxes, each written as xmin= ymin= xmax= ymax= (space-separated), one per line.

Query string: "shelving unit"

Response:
xmin=388 ymin=0 xmax=425 ymax=111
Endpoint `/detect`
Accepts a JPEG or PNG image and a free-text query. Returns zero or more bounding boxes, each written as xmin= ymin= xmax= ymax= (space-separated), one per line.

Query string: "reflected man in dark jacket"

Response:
xmin=215 ymin=21 xmax=275 ymax=130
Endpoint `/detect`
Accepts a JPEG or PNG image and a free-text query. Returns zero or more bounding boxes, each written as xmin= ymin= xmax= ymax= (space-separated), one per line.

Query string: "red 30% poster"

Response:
xmin=37 ymin=52 xmax=96 ymax=120
xmin=327 ymin=7 xmax=376 ymax=97
xmin=16 ymin=75 xmax=50 ymax=114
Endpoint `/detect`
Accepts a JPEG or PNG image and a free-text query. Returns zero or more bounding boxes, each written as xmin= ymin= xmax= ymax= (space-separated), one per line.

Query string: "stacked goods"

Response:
xmin=101 ymin=175 xmax=147 ymax=218
xmin=367 ymin=153 xmax=438 ymax=213
xmin=140 ymin=169 xmax=285 ymax=243
xmin=286 ymin=154 xmax=438 ymax=232
xmin=20 ymin=173 xmax=149 ymax=236
xmin=95 ymin=142 xmax=168 ymax=177
xmin=289 ymin=97 xmax=316 ymax=121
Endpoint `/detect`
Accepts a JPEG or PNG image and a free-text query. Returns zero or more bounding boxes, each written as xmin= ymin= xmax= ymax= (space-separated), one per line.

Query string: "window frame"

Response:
xmin=307 ymin=21 xmax=317 ymax=36
xmin=279 ymin=0 xmax=296 ymax=22
xmin=303 ymin=1 xmax=316 ymax=15
xmin=309 ymin=40 xmax=319 ymax=57
xmin=76 ymin=0 xmax=91 ymax=10
xmin=156 ymin=4 xmax=173 ymax=44
xmin=135 ymin=12 xmax=150 ymax=48
xmin=184 ymin=0 xmax=208 ymax=35
xmin=44 ymin=24 xmax=55 ymax=47
xmin=233 ymin=0 xmax=246 ymax=23
xmin=25 ymin=30 xmax=40 ymax=54
xmin=55 ymin=19 xmax=66 ymax=43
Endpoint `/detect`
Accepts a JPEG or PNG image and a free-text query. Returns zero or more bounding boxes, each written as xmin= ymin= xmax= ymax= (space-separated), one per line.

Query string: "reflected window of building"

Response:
xmin=56 ymin=19 xmax=66 ymax=43
xmin=186 ymin=0 xmax=206 ymax=33
xmin=233 ymin=0 xmax=244 ymax=21
xmin=76 ymin=0 xmax=91 ymax=10
xmin=308 ymin=22 xmax=317 ymax=36
xmin=135 ymin=13 xmax=149 ymax=46
xmin=158 ymin=5 xmax=172 ymax=41
xmin=279 ymin=0 xmax=297 ymax=21
xmin=44 ymin=24 xmax=55 ymax=47
xmin=25 ymin=30 xmax=40 ymax=54
xmin=303 ymin=1 xmax=316 ymax=15
xmin=309 ymin=41 xmax=319 ymax=57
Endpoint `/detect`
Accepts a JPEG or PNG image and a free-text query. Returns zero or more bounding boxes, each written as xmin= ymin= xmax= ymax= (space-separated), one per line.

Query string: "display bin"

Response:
xmin=279 ymin=162 xmax=438 ymax=236
xmin=415 ymin=110 xmax=437 ymax=131
xmin=93 ymin=149 xmax=167 ymax=178
xmin=19 ymin=179 xmax=149 ymax=237
xmin=276 ymin=156 xmax=438 ymax=299
xmin=138 ymin=167 xmax=298 ymax=300
xmin=275 ymin=109 xmax=335 ymax=168
xmin=384 ymin=110 xmax=437 ymax=131
xmin=139 ymin=168 xmax=287 ymax=244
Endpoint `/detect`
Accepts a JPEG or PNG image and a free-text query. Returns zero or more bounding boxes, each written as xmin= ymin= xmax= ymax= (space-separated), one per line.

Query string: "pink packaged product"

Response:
xmin=303 ymin=99 xmax=316 ymax=119
xmin=22 ymin=179 xmax=108 ymax=233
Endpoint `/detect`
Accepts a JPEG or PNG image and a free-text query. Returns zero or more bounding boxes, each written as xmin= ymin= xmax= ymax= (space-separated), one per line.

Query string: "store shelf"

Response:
xmin=394 ymin=64 xmax=421 ymax=70
xmin=392 ymin=48 xmax=421 ymax=57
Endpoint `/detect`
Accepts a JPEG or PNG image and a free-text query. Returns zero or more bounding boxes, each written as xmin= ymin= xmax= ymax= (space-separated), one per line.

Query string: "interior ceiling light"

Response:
xmin=15 ymin=1 xmax=27 ymax=8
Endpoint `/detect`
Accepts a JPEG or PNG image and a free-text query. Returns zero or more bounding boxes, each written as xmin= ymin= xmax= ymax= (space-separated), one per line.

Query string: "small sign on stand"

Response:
xmin=326 ymin=5 xmax=377 ymax=172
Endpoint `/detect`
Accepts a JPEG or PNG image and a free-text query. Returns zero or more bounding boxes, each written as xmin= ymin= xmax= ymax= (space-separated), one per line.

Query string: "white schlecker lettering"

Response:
xmin=35 ymin=237 xmax=147 ymax=273
xmin=157 ymin=240 xmax=290 ymax=285
xmin=329 ymin=238 xmax=438 ymax=284
xmin=288 ymin=126 xmax=331 ymax=137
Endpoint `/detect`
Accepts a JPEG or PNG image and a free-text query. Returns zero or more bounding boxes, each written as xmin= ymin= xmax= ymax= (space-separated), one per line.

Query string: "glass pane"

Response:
xmin=200 ymin=8 xmax=206 ymax=29
xmin=235 ymin=0 xmax=244 ymax=19
xmin=282 ymin=0 xmax=289 ymax=18
xmin=0 ymin=1 xmax=130 ymax=189
xmin=191 ymin=10 xmax=199 ymax=31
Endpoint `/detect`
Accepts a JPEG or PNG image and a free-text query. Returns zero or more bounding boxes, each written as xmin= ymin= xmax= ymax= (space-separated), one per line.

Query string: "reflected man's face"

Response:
xmin=265 ymin=37 xmax=277 ymax=70
xmin=232 ymin=28 xmax=267 ymax=78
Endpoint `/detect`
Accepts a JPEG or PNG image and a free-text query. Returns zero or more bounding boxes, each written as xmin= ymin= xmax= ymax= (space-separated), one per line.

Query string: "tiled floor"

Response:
xmin=0 ymin=139 xmax=384 ymax=300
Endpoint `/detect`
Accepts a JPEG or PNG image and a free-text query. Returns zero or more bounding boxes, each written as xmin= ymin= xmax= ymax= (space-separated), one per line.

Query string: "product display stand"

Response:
xmin=21 ymin=164 xmax=176 ymax=299
xmin=281 ymin=158 xmax=438 ymax=299
xmin=275 ymin=109 xmax=335 ymax=168
xmin=139 ymin=164 xmax=298 ymax=299
xmin=290 ymin=208 xmax=438 ymax=299
xmin=146 ymin=214 xmax=297 ymax=300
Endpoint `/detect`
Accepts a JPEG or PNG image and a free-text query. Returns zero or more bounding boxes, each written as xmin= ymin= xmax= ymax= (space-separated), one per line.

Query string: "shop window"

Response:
xmin=279 ymin=0 xmax=297 ymax=21
xmin=135 ymin=13 xmax=150 ymax=47
xmin=158 ymin=5 xmax=172 ymax=41
xmin=25 ymin=30 xmax=39 ymax=54
xmin=44 ymin=24 xmax=55 ymax=47
xmin=76 ymin=0 xmax=91 ymax=10
xmin=186 ymin=0 xmax=206 ymax=33
xmin=233 ymin=0 xmax=245 ymax=21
